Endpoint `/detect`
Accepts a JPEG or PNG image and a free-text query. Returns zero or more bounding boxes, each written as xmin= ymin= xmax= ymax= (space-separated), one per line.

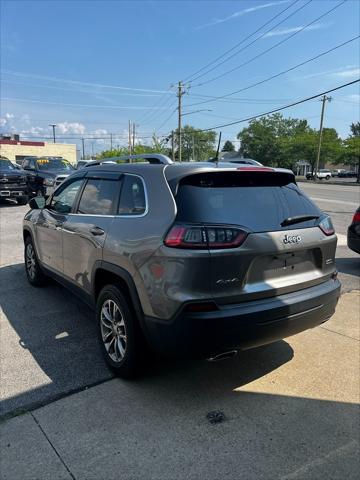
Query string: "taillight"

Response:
xmin=319 ymin=216 xmax=335 ymax=236
xmin=352 ymin=211 xmax=360 ymax=224
xmin=164 ymin=225 xmax=247 ymax=249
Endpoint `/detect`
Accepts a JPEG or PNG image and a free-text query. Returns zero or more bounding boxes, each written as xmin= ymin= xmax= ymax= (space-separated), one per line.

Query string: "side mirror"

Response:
xmin=29 ymin=197 xmax=45 ymax=209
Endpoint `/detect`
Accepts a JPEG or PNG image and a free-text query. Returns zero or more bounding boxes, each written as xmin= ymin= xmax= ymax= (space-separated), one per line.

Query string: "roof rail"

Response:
xmin=85 ymin=154 xmax=173 ymax=166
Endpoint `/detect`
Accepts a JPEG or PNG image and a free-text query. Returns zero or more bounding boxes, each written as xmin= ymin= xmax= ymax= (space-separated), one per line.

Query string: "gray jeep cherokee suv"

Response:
xmin=23 ymin=154 xmax=341 ymax=377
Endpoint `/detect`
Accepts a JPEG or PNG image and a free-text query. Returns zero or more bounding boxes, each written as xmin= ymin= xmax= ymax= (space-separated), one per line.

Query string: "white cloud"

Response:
xmin=347 ymin=94 xmax=360 ymax=102
xmin=93 ymin=128 xmax=108 ymax=135
xmin=57 ymin=122 xmax=86 ymax=134
xmin=264 ymin=22 xmax=330 ymax=38
xmin=0 ymin=112 xmax=15 ymax=130
xmin=291 ymin=65 xmax=358 ymax=81
xmin=331 ymin=68 xmax=360 ymax=79
xmin=195 ymin=1 xmax=288 ymax=30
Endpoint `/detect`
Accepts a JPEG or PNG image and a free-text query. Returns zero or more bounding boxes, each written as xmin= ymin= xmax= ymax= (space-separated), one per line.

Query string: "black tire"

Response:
xmin=326 ymin=175 xmax=330 ymax=180
xmin=17 ymin=196 xmax=29 ymax=205
xmin=24 ymin=236 xmax=47 ymax=286
xmin=96 ymin=284 xmax=146 ymax=378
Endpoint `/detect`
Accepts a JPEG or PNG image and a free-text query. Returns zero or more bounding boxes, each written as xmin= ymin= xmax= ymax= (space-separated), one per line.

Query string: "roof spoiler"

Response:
xmin=85 ymin=154 xmax=173 ymax=166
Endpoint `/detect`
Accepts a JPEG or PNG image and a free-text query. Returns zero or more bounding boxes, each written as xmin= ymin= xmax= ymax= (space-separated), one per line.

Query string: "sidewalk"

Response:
xmin=1 ymin=292 xmax=359 ymax=480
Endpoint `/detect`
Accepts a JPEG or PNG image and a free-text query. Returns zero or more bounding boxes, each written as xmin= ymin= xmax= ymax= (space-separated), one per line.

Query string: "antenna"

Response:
xmin=215 ymin=131 xmax=222 ymax=166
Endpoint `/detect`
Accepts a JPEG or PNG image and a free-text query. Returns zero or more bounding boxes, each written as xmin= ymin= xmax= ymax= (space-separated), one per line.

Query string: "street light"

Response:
xmin=49 ymin=124 xmax=57 ymax=143
xmin=180 ymin=109 xmax=212 ymax=117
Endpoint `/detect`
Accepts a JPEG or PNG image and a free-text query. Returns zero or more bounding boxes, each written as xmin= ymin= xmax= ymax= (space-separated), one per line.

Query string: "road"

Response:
xmin=298 ymin=182 xmax=359 ymax=293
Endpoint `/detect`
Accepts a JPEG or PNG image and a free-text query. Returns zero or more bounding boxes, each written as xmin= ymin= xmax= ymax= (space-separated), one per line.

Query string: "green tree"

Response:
xmin=237 ymin=113 xmax=310 ymax=167
xmin=174 ymin=125 xmax=217 ymax=161
xmin=341 ymin=122 xmax=360 ymax=182
xmin=97 ymin=135 xmax=170 ymax=160
xmin=222 ymin=140 xmax=235 ymax=152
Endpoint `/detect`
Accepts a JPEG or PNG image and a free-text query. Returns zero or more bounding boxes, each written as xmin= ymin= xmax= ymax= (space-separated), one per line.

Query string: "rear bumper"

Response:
xmin=144 ymin=279 xmax=341 ymax=357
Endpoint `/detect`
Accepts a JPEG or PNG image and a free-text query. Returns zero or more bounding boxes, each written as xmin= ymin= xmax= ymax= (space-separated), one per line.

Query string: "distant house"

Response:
xmin=295 ymin=160 xmax=311 ymax=176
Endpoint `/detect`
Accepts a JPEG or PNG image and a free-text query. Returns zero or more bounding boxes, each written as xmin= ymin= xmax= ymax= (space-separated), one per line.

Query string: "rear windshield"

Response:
xmin=175 ymin=172 xmax=321 ymax=232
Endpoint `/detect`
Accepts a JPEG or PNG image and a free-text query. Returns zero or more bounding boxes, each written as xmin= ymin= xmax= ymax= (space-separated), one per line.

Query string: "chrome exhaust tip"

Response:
xmin=207 ymin=350 xmax=238 ymax=362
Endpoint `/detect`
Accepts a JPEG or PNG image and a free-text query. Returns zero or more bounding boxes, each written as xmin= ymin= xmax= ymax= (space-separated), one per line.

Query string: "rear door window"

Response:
xmin=118 ymin=175 xmax=146 ymax=215
xmin=77 ymin=179 xmax=119 ymax=215
xmin=175 ymin=171 xmax=321 ymax=232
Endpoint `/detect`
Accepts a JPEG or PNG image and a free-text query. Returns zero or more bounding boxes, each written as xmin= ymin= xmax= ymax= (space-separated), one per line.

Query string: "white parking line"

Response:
xmin=310 ymin=197 xmax=358 ymax=207
xmin=336 ymin=234 xmax=347 ymax=247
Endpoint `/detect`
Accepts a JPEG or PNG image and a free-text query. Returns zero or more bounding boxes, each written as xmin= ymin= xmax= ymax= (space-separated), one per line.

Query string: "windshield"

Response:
xmin=0 ymin=159 xmax=16 ymax=170
xmin=37 ymin=158 xmax=74 ymax=171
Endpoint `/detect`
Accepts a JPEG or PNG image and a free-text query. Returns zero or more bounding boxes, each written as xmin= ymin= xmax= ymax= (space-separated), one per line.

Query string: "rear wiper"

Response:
xmin=281 ymin=215 xmax=319 ymax=227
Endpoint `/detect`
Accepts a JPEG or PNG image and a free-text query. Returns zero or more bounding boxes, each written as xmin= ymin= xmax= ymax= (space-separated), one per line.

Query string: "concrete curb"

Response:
xmin=296 ymin=179 xmax=359 ymax=187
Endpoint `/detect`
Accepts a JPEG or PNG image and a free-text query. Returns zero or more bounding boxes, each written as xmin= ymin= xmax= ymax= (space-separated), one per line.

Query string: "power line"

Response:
xmin=1 ymin=97 xmax=175 ymax=110
xmin=154 ymin=107 xmax=178 ymax=132
xmin=188 ymin=94 xmax=294 ymax=104
xmin=135 ymin=86 xmax=174 ymax=125
xmin=191 ymin=0 xmax=347 ymax=87
xmin=2 ymin=70 xmax=173 ymax=94
xmin=0 ymin=79 xmax=166 ymax=98
xmin=185 ymin=35 xmax=360 ymax=108
xmin=182 ymin=0 xmax=302 ymax=83
xmin=194 ymin=79 xmax=360 ymax=132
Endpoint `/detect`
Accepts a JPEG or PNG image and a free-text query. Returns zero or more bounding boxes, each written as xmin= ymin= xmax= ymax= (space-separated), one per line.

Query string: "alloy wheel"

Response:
xmin=100 ymin=299 xmax=127 ymax=363
xmin=26 ymin=243 xmax=36 ymax=280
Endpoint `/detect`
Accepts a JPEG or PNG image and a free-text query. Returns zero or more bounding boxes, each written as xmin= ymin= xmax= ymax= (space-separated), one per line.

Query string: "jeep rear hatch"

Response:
xmin=171 ymin=169 xmax=336 ymax=304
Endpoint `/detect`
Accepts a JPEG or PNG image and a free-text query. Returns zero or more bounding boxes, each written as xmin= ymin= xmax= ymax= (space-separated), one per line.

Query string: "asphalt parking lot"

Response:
xmin=0 ymin=183 xmax=359 ymax=479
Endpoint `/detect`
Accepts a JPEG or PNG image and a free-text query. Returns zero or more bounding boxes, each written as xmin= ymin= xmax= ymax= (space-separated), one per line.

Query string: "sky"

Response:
xmin=1 ymin=0 xmax=359 ymax=156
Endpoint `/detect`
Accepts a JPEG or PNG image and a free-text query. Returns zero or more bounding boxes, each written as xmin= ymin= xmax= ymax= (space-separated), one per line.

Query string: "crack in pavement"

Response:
xmin=31 ymin=412 xmax=77 ymax=480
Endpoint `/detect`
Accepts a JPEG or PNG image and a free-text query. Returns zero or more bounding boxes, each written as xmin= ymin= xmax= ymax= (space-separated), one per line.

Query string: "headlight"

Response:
xmin=43 ymin=178 xmax=54 ymax=186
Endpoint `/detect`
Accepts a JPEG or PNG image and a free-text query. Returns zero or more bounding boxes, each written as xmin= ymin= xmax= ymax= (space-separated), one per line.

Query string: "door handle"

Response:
xmin=90 ymin=226 xmax=105 ymax=236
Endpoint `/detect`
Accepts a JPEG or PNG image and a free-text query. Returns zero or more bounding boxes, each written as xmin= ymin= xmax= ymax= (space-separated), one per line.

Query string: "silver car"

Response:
xmin=23 ymin=154 xmax=341 ymax=377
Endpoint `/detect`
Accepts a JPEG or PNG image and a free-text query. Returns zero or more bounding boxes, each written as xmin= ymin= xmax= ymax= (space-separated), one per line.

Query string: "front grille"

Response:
xmin=0 ymin=175 xmax=26 ymax=185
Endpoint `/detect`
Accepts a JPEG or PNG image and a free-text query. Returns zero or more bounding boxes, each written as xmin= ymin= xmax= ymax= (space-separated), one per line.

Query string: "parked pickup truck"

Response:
xmin=306 ymin=169 xmax=332 ymax=180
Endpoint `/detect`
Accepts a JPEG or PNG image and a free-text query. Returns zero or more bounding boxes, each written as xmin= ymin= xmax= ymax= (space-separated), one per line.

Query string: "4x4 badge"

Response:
xmin=283 ymin=234 xmax=301 ymax=244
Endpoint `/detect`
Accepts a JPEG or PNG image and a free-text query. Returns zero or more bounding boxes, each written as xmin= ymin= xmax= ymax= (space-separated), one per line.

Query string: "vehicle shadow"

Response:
xmin=0 ymin=262 xmax=294 ymax=417
xmin=336 ymin=257 xmax=360 ymax=276
xmin=0 ymin=199 xmax=24 ymax=208
xmin=0 ymin=263 xmax=113 ymax=416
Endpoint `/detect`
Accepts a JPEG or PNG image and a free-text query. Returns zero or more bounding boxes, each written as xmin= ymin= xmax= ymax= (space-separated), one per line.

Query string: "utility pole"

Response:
xmin=81 ymin=138 xmax=85 ymax=159
xmin=177 ymin=81 xmax=185 ymax=162
xmin=49 ymin=124 xmax=57 ymax=143
xmin=192 ymin=135 xmax=195 ymax=161
xmin=110 ymin=133 xmax=113 ymax=151
xmin=314 ymin=95 xmax=332 ymax=180
xmin=132 ymin=122 xmax=136 ymax=152
xmin=171 ymin=130 xmax=175 ymax=161
xmin=128 ymin=120 xmax=132 ymax=158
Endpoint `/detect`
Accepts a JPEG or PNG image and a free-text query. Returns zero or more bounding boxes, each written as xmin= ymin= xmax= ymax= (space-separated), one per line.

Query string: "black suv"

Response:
xmin=0 ymin=157 xmax=29 ymax=205
xmin=22 ymin=156 xmax=75 ymax=197
xmin=23 ymin=155 xmax=341 ymax=377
